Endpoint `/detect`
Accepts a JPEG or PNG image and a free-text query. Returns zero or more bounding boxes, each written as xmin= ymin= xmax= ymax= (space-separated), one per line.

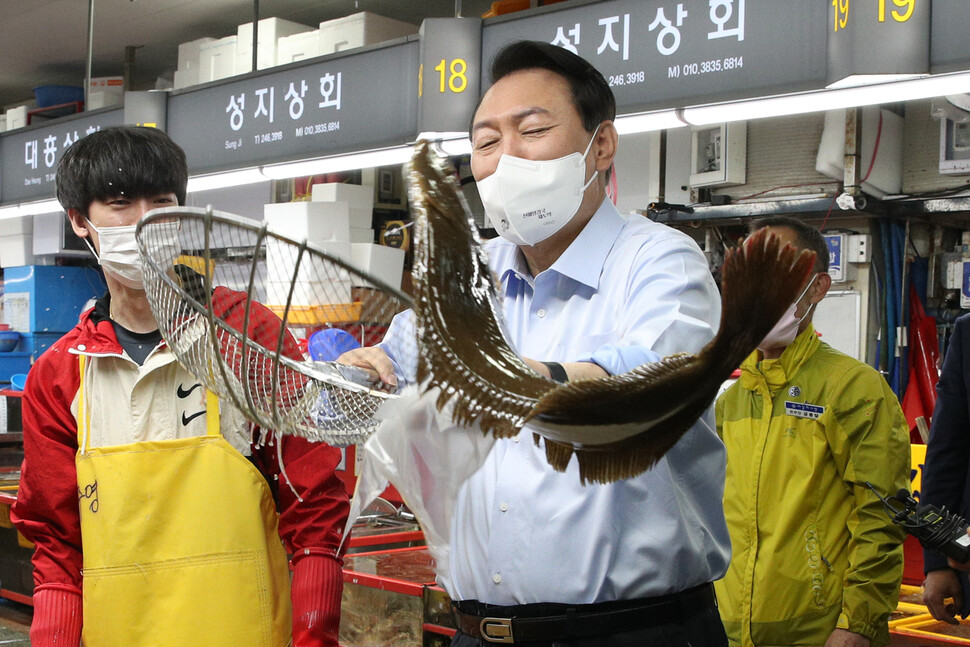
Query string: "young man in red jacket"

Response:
xmin=11 ymin=125 xmax=349 ymax=647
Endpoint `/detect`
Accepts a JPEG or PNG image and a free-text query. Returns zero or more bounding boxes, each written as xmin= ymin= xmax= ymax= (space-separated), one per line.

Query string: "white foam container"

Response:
xmin=318 ymin=12 xmax=417 ymax=55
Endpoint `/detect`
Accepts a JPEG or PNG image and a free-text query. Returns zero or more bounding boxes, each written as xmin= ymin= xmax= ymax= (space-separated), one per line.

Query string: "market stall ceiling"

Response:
xmin=0 ymin=0 xmax=493 ymax=108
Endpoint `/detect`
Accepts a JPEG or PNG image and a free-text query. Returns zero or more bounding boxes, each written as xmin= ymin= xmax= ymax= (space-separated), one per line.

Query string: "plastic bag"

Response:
xmin=342 ymin=384 xmax=496 ymax=594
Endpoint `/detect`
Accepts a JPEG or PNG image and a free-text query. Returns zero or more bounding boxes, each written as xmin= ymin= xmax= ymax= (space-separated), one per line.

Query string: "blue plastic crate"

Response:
xmin=0 ymin=354 xmax=31 ymax=383
xmin=3 ymin=266 xmax=105 ymax=333
xmin=15 ymin=332 xmax=63 ymax=361
xmin=33 ymin=85 xmax=84 ymax=108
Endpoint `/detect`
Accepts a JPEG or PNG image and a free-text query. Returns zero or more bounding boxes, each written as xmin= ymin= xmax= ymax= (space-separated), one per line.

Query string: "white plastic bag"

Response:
xmin=343 ymin=384 xmax=496 ymax=592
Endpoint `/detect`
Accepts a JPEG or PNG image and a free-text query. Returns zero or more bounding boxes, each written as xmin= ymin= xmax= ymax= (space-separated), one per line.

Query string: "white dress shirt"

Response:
xmin=380 ymin=198 xmax=731 ymax=604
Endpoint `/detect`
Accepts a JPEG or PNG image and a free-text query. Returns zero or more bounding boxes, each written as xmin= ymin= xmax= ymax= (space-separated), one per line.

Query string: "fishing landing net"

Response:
xmin=135 ymin=206 xmax=413 ymax=446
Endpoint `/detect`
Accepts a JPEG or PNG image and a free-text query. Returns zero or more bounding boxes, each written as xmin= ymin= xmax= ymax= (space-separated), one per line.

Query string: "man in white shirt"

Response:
xmin=343 ymin=40 xmax=730 ymax=646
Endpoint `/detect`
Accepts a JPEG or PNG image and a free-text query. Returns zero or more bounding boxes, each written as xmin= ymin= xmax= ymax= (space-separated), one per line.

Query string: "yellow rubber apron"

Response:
xmin=75 ymin=354 xmax=292 ymax=647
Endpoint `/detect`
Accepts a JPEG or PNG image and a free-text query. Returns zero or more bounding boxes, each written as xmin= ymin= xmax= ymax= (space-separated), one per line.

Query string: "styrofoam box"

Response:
xmin=266 ymin=239 xmax=353 ymax=306
xmin=88 ymin=76 xmax=124 ymax=96
xmin=178 ymin=37 xmax=216 ymax=70
xmin=349 ymin=227 xmax=374 ymax=243
xmin=6 ymin=106 xmax=27 ymax=131
xmin=237 ymin=18 xmax=312 ymax=71
xmin=277 ymin=30 xmax=321 ymax=65
xmin=32 ymin=213 xmax=61 ymax=255
xmin=816 ymin=106 xmax=903 ymax=198
xmin=86 ymin=90 xmax=123 ymax=110
xmin=0 ymin=235 xmax=35 ymax=268
xmin=264 ymin=202 xmax=351 ymax=242
xmin=199 ymin=36 xmax=238 ymax=83
xmin=0 ymin=115 xmax=6 ymax=133
xmin=351 ymin=243 xmax=405 ymax=289
xmin=0 ymin=216 xmax=32 ymax=238
xmin=266 ymin=279 xmax=352 ymax=307
xmin=266 ymin=238 xmax=353 ymax=282
xmin=311 ymin=183 xmax=374 ymax=229
xmin=173 ymin=68 xmax=199 ymax=90
xmin=311 ymin=182 xmax=374 ymax=210
xmin=319 ymin=12 xmax=417 ymax=55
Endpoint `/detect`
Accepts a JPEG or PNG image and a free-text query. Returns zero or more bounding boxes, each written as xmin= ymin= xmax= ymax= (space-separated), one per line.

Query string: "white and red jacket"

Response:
xmin=12 ymin=290 xmax=349 ymax=645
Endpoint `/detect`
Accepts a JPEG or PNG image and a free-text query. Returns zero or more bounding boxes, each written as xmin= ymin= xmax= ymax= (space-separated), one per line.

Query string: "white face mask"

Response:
xmin=758 ymin=274 xmax=819 ymax=353
xmin=477 ymin=126 xmax=600 ymax=246
xmin=85 ymin=219 xmax=181 ymax=290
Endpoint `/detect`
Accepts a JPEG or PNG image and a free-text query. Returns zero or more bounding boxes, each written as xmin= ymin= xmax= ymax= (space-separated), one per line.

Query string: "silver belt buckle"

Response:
xmin=480 ymin=617 xmax=514 ymax=643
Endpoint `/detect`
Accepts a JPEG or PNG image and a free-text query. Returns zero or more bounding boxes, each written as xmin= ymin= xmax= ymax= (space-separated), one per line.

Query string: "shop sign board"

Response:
xmin=0 ymin=108 xmax=124 ymax=204
xmin=827 ymin=0 xmax=929 ymax=86
xmin=418 ymin=17 xmax=483 ymax=134
xmin=930 ymin=0 xmax=970 ymax=74
xmin=481 ymin=0 xmax=829 ymax=113
xmin=168 ymin=40 xmax=419 ymax=176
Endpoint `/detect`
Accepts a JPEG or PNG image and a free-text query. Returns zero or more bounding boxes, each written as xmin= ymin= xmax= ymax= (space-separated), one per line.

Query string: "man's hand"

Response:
xmin=925 ymin=569 xmax=964 ymax=624
xmin=336 ymin=347 xmax=398 ymax=392
xmin=948 ymin=530 xmax=970 ymax=572
xmin=824 ymin=628 xmax=869 ymax=647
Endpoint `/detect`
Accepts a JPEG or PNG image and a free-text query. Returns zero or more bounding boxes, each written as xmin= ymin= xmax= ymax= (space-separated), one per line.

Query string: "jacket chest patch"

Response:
xmin=785 ymin=401 xmax=824 ymax=420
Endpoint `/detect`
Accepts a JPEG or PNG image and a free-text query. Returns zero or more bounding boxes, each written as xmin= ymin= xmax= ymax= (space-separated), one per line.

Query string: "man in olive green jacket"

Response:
xmin=715 ymin=216 xmax=910 ymax=647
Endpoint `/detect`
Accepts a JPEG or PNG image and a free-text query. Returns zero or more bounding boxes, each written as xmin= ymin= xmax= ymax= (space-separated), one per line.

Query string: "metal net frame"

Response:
xmin=136 ymin=206 xmax=413 ymax=446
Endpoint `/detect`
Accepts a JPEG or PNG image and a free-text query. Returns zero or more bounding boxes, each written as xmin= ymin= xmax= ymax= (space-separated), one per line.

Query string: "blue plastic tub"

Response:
xmin=33 ymin=85 xmax=84 ymax=108
xmin=9 ymin=374 xmax=27 ymax=392
xmin=308 ymin=329 xmax=360 ymax=361
xmin=0 ymin=331 xmax=20 ymax=353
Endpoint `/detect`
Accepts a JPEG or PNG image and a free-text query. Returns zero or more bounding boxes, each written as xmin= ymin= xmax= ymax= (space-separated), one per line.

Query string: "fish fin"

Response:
xmin=543 ymin=439 xmax=574 ymax=472
xmin=573 ymin=440 xmax=673 ymax=485
xmin=542 ymin=426 xmax=683 ymax=484
xmin=707 ymin=228 xmax=817 ymax=373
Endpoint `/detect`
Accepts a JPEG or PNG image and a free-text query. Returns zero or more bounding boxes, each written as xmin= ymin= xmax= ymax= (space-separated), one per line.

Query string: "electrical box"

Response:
xmin=940 ymin=118 xmax=970 ymax=175
xmin=689 ymin=122 xmax=746 ymax=188
xmin=846 ymin=234 xmax=872 ymax=263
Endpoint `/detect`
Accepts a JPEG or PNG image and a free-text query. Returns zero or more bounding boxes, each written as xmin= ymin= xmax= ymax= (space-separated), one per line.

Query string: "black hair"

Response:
xmin=56 ymin=126 xmax=188 ymax=216
xmin=488 ymin=40 xmax=616 ymax=132
xmin=753 ymin=215 xmax=830 ymax=273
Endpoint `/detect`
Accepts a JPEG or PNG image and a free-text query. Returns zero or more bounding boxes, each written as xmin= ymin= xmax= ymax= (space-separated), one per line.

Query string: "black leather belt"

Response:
xmin=451 ymin=582 xmax=717 ymax=644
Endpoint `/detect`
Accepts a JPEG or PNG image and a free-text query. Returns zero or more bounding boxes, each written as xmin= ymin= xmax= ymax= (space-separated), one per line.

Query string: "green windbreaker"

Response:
xmin=715 ymin=324 xmax=909 ymax=647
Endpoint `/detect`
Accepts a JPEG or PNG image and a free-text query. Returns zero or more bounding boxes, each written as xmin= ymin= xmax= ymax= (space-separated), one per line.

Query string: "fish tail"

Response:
xmin=706 ymin=228 xmax=817 ymax=372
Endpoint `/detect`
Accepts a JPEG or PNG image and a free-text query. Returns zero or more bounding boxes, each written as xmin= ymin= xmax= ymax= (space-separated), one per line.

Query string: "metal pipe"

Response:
xmin=123 ymin=45 xmax=141 ymax=91
xmin=252 ymin=0 xmax=259 ymax=72
xmin=455 ymin=0 xmax=462 ymax=17
xmin=85 ymin=0 xmax=95 ymax=106
xmin=843 ymin=107 xmax=861 ymax=196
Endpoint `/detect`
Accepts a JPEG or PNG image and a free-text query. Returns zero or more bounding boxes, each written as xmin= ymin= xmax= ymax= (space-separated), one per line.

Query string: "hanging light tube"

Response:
xmin=259 ymin=145 xmax=415 ymax=180
xmin=682 ymin=71 xmax=970 ymax=126
xmin=614 ymin=110 xmax=687 ymax=134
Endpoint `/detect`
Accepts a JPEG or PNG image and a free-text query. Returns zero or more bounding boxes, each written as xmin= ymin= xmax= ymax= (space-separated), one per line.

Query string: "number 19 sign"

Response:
xmin=827 ymin=0 xmax=928 ymax=85
xmin=418 ymin=17 xmax=483 ymax=134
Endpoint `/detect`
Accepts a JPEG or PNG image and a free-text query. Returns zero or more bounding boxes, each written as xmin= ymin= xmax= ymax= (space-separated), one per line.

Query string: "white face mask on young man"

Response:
xmin=757 ymin=273 xmax=820 ymax=353
xmin=84 ymin=219 xmax=182 ymax=290
xmin=477 ymin=126 xmax=600 ymax=247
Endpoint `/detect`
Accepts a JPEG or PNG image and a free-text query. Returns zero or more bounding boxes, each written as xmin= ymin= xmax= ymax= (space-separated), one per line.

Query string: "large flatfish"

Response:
xmin=407 ymin=140 xmax=816 ymax=483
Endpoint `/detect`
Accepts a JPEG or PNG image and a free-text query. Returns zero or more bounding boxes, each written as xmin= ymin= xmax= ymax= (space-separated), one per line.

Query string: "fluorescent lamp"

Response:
xmin=826 ymin=73 xmax=925 ymax=89
xmin=416 ymin=131 xmax=473 ymax=156
xmin=683 ymin=71 xmax=970 ymax=125
xmin=261 ymin=145 xmax=414 ymax=180
xmin=19 ymin=199 xmax=62 ymax=215
xmin=187 ymin=168 xmax=266 ymax=193
xmin=614 ymin=110 xmax=687 ymax=134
